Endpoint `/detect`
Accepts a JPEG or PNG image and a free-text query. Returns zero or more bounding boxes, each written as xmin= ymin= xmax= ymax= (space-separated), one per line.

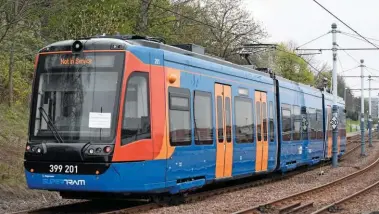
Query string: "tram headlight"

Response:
xmin=89 ymin=148 xmax=94 ymax=154
xmin=85 ymin=145 xmax=113 ymax=156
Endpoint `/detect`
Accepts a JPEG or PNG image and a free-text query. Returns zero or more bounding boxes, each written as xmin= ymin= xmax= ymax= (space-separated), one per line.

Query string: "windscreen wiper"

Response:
xmin=39 ymin=107 xmax=64 ymax=143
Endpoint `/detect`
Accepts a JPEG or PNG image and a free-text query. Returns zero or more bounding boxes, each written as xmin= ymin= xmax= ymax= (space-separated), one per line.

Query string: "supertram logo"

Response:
xmin=42 ymin=178 xmax=86 ymax=186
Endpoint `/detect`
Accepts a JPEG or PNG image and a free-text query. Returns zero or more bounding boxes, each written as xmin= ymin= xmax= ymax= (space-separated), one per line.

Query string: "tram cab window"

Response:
xmin=121 ymin=72 xmax=151 ymax=145
xmin=169 ymin=87 xmax=192 ymax=146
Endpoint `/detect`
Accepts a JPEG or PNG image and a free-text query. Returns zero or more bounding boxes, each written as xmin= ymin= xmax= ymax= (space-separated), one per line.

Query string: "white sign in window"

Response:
xmin=89 ymin=112 xmax=111 ymax=128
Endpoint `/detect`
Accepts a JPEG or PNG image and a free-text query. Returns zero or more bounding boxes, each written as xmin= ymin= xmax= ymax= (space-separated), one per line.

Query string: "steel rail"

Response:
xmin=311 ymin=180 xmax=379 ymax=214
xmin=232 ymin=138 xmax=379 ymax=214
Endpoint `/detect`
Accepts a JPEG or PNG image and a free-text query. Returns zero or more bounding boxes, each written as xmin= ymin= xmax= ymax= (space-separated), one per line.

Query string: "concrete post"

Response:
xmin=331 ymin=23 xmax=339 ymax=167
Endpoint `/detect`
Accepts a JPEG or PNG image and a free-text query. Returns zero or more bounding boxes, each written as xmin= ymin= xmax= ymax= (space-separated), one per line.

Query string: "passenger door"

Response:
xmin=214 ymin=83 xmax=233 ymax=178
xmin=255 ymin=91 xmax=269 ymax=172
xmin=326 ymin=105 xmax=332 ymax=158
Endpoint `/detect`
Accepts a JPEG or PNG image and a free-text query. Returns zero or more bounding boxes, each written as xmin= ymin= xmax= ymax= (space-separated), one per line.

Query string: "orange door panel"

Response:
xmin=215 ymin=84 xmax=225 ymax=178
xmin=223 ymin=85 xmax=233 ymax=177
xmin=255 ymin=91 xmax=269 ymax=172
xmin=327 ymin=106 xmax=332 ymax=158
xmin=261 ymin=93 xmax=269 ymax=171
xmin=255 ymin=92 xmax=263 ymax=171
xmin=215 ymin=83 xmax=233 ymax=178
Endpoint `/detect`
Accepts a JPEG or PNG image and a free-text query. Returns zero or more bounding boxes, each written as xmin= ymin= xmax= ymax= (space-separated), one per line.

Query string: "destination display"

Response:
xmin=43 ymin=53 xmax=117 ymax=70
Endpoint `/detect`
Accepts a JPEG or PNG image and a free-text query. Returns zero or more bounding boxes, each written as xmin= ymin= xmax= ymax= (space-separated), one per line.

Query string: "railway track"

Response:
xmin=311 ymin=180 xmax=379 ymax=214
xmin=7 ymin=134 xmax=366 ymax=214
xmin=232 ymin=136 xmax=379 ymax=214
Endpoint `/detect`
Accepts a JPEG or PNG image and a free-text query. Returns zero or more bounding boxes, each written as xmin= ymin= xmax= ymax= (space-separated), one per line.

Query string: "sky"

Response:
xmin=247 ymin=0 xmax=379 ymax=98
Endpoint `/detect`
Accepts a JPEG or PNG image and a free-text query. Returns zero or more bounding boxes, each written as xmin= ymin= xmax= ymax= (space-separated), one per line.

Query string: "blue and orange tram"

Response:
xmin=23 ymin=35 xmax=346 ymax=200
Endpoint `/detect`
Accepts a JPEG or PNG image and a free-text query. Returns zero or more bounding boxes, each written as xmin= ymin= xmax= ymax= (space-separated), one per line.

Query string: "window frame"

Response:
xmin=308 ymin=108 xmax=317 ymax=140
xmin=256 ymin=101 xmax=262 ymax=142
xmin=225 ymin=97 xmax=232 ymax=143
xmin=168 ymin=87 xmax=192 ymax=146
xmin=216 ymin=95 xmax=224 ymax=143
xmin=262 ymin=101 xmax=268 ymax=141
xmin=281 ymin=103 xmax=292 ymax=141
xmin=269 ymin=101 xmax=274 ymax=142
xmin=292 ymin=105 xmax=301 ymax=141
xmin=316 ymin=109 xmax=323 ymax=140
xmin=193 ymin=90 xmax=214 ymax=145
xmin=234 ymin=96 xmax=254 ymax=144
xmin=121 ymin=71 xmax=151 ymax=146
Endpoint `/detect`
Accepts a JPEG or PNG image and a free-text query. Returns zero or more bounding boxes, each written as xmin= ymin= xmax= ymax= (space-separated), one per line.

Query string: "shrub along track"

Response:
xmin=8 ymin=135 xmax=365 ymax=214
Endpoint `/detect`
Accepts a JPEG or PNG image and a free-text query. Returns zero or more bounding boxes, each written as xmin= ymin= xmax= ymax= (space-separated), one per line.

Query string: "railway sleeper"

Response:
xmin=277 ymin=201 xmax=301 ymax=214
xmin=284 ymin=201 xmax=314 ymax=214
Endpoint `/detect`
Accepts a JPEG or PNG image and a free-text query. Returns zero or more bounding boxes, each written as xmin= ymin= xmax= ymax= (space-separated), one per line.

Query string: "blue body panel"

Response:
xmin=276 ymin=77 xmax=327 ymax=172
xmin=25 ymin=42 xmax=346 ymax=195
xmin=25 ymin=161 xmax=167 ymax=193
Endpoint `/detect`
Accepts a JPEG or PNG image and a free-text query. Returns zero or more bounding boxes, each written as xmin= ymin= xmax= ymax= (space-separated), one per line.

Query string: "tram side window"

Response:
xmin=292 ymin=105 xmax=301 ymax=141
xmin=338 ymin=108 xmax=346 ymax=137
xmin=269 ymin=102 xmax=274 ymax=142
xmin=281 ymin=104 xmax=292 ymax=141
xmin=308 ymin=108 xmax=317 ymax=140
xmin=235 ymin=97 xmax=254 ymax=143
xmin=225 ymin=97 xmax=232 ymax=142
xmin=121 ymin=72 xmax=151 ymax=145
xmin=169 ymin=87 xmax=192 ymax=146
xmin=262 ymin=102 xmax=268 ymax=141
xmin=194 ymin=91 xmax=213 ymax=145
xmin=256 ymin=102 xmax=262 ymax=141
xmin=316 ymin=109 xmax=323 ymax=140
xmin=217 ymin=96 xmax=224 ymax=142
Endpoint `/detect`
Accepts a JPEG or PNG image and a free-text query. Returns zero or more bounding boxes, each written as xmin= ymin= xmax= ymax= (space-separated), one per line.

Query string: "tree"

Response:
xmin=197 ymin=0 xmax=267 ymax=59
xmin=0 ymin=0 xmax=42 ymax=44
xmin=273 ymin=43 xmax=314 ymax=85
xmin=1 ymin=0 xmax=43 ymax=106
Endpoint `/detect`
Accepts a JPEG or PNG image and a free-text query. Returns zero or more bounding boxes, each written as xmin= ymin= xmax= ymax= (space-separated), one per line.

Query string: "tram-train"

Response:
xmin=24 ymin=35 xmax=346 ymax=200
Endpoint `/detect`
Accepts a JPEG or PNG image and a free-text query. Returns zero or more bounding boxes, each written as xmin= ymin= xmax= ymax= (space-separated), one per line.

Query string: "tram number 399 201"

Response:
xmin=49 ymin=164 xmax=78 ymax=174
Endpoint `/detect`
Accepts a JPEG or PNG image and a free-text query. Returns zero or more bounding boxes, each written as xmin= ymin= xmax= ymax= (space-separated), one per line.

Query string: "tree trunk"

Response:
xmin=40 ymin=0 xmax=51 ymax=41
xmin=136 ymin=0 xmax=150 ymax=33
xmin=8 ymin=40 xmax=14 ymax=107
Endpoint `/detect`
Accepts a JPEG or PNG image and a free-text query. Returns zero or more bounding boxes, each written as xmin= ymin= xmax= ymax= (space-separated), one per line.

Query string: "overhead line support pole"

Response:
xmin=360 ymin=59 xmax=366 ymax=156
xmin=369 ymin=76 xmax=373 ymax=147
xmin=331 ymin=23 xmax=338 ymax=168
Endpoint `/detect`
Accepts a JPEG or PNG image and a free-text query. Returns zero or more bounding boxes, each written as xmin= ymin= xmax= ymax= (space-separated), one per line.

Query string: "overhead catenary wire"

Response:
xmin=149 ymin=1 xmax=319 ymax=73
xmin=366 ymin=66 xmax=379 ymax=73
xmin=338 ymin=45 xmax=360 ymax=64
xmin=341 ymin=66 xmax=359 ymax=73
xmin=340 ymin=31 xmax=379 ymax=43
xmin=275 ymin=47 xmax=321 ymax=73
xmin=340 ymin=32 xmax=379 ymax=45
xmin=295 ymin=31 xmax=331 ymax=49
xmin=149 ymin=1 xmax=253 ymax=39
xmin=312 ymin=0 xmax=379 ymax=50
